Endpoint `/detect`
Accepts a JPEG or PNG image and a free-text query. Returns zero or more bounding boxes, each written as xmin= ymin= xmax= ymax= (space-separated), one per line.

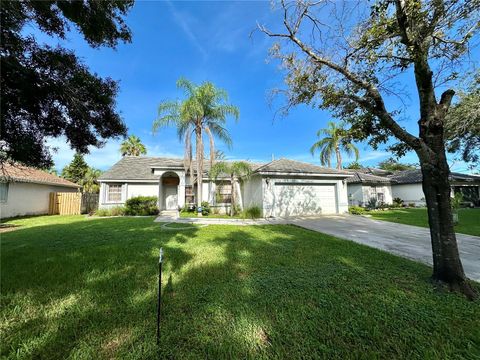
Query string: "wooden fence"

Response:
xmin=49 ymin=192 xmax=99 ymax=215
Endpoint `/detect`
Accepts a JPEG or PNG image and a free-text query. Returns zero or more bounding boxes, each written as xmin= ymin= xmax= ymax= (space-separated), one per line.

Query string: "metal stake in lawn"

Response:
xmin=156 ymin=247 xmax=163 ymax=345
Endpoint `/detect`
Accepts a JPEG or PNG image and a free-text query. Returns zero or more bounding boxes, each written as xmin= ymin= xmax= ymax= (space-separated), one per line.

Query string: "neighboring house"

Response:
xmin=346 ymin=171 xmax=393 ymax=206
xmin=388 ymin=169 xmax=480 ymax=207
xmin=0 ymin=163 xmax=80 ymax=218
xmin=98 ymin=157 xmax=352 ymax=217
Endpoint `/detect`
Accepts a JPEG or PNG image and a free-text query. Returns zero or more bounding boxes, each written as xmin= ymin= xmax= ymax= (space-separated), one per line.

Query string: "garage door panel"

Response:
xmin=273 ymin=183 xmax=337 ymax=217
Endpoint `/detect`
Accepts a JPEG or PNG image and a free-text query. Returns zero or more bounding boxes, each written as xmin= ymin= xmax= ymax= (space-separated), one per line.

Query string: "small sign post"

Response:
xmin=156 ymin=247 xmax=163 ymax=345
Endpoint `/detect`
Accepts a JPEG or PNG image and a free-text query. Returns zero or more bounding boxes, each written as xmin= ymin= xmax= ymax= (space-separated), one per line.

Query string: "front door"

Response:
xmin=165 ymin=185 xmax=178 ymax=210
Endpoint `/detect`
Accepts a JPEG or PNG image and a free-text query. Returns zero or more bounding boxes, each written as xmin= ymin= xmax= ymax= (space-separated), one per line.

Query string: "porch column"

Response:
xmin=158 ymin=177 xmax=163 ymax=210
xmin=178 ymin=172 xmax=186 ymax=208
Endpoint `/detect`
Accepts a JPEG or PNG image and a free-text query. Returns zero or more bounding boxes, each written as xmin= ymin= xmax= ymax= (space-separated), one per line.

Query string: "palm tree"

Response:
xmin=210 ymin=161 xmax=252 ymax=216
xmin=120 ymin=135 xmax=147 ymax=156
xmin=153 ymin=78 xmax=239 ymax=214
xmin=80 ymin=168 xmax=102 ymax=193
xmin=310 ymin=121 xmax=359 ymax=170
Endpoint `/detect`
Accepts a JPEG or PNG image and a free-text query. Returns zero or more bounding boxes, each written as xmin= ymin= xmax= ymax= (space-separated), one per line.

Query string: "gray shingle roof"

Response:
xmin=345 ymin=171 xmax=392 ymax=184
xmin=254 ymin=158 xmax=351 ymax=175
xmin=99 ymin=156 xmax=351 ymax=180
xmin=388 ymin=169 xmax=480 ymax=184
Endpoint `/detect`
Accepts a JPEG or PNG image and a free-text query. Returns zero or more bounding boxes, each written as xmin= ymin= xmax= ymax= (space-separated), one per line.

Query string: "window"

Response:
xmin=185 ymin=185 xmax=195 ymax=204
xmin=107 ymin=184 xmax=122 ymax=202
xmin=0 ymin=182 xmax=9 ymax=203
xmin=216 ymin=183 xmax=232 ymax=203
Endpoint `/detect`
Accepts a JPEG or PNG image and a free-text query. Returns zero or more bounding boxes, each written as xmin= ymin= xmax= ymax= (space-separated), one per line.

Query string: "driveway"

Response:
xmin=290 ymin=215 xmax=480 ymax=282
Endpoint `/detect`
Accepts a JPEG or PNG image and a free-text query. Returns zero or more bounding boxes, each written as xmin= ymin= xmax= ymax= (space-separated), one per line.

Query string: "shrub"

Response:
xmin=125 ymin=196 xmax=159 ymax=216
xmin=366 ymin=197 xmax=377 ymax=210
xmin=243 ymin=206 xmax=262 ymax=219
xmin=94 ymin=206 xmax=125 ymax=217
xmin=200 ymin=201 xmax=210 ymax=216
xmin=392 ymin=197 xmax=404 ymax=208
xmin=348 ymin=206 xmax=365 ymax=215
xmin=408 ymin=202 xmax=416 ymax=208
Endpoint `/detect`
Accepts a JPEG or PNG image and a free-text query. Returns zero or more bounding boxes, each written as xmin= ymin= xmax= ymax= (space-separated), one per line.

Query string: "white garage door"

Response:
xmin=273 ymin=183 xmax=337 ymax=217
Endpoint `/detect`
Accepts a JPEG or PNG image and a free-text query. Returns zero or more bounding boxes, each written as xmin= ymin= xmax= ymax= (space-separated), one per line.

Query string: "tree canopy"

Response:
xmin=378 ymin=158 xmax=417 ymax=172
xmin=1 ymin=0 xmax=133 ymax=168
xmin=61 ymin=153 xmax=89 ymax=184
xmin=120 ymin=135 xmax=147 ymax=156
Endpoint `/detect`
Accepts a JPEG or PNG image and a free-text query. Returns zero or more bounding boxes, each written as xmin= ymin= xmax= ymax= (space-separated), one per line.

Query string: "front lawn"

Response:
xmin=179 ymin=211 xmax=243 ymax=219
xmin=368 ymin=208 xmax=480 ymax=236
xmin=1 ymin=216 xmax=479 ymax=359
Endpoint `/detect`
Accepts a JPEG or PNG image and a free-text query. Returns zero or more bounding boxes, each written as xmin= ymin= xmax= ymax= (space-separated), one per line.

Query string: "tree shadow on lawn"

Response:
xmin=1 ymin=219 xmax=479 ymax=359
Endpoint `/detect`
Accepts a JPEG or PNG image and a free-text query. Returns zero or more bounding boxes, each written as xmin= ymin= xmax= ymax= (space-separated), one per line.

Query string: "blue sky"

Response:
xmin=37 ymin=1 xmax=476 ymax=172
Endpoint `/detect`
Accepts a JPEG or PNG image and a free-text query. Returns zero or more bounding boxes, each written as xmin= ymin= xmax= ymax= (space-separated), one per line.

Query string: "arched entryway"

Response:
xmin=160 ymin=172 xmax=180 ymax=210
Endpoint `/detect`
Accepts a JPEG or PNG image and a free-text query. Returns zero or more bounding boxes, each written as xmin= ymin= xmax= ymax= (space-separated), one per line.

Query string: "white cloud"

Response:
xmin=166 ymin=0 xmax=207 ymax=59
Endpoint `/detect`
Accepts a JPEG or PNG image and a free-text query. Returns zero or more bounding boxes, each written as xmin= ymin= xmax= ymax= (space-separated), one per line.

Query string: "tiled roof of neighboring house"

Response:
xmin=352 ymin=167 xmax=393 ymax=176
xmin=0 ymin=162 xmax=80 ymax=188
xmin=388 ymin=169 xmax=480 ymax=184
xmin=99 ymin=156 xmax=351 ymax=180
xmin=345 ymin=171 xmax=392 ymax=184
xmin=254 ymin=158 xmax=352 ymax=175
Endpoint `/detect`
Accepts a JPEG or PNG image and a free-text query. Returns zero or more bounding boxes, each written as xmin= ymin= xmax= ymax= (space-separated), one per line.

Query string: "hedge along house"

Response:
xmin=98 ymin=157 xmax=352 ymax=217
xmin=345 ymin=170 xmax=393 ymax=207
xmin=0 ymin=162 xmax=80 ymax=219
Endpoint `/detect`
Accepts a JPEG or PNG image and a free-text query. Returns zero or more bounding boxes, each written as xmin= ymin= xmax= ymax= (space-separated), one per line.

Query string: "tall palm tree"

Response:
xmin=310 ymin=121 xmax=359 ymax=170
xmin=153 ymin=78 xmax=239 ymax=214
xmin=120 ymin=135 xmax=147 ymax=156
xmin=210 ymin=161 xmax=252 ymax=216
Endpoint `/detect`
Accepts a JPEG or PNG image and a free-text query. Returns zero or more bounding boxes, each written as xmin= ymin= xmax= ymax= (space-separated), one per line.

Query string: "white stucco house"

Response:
xmin=346 ymin=171 xmax=393 ymax=206
xmin=98 ymin=157 xmax=353 ymax=217
xmin=0 ymin=163 xmax=80 ymax=219
xmin=388 ymin=169 xmax=480 ymax=207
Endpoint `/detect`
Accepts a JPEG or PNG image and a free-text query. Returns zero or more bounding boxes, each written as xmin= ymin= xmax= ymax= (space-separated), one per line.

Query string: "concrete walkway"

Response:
xmin=289 ymin=215 xmax=480 ymax=282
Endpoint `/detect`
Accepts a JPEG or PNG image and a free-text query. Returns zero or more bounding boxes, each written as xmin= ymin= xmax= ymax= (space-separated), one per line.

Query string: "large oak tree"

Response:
xmin=1 ymin=0 xmax=134 ymax=168
xmin=260 ymin=0 xmax=479 ymax=298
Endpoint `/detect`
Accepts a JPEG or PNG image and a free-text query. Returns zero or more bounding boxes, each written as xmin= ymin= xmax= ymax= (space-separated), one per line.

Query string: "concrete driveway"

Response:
xmin=289 ymin=215 xmax=480 ymax=282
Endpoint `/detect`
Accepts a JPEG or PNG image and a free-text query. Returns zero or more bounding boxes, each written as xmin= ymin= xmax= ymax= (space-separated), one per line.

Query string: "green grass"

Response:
xmin=368 ymin=208 xmax=480 ymax=236
xmin=1 ymin=216 xmax=479 ymax=359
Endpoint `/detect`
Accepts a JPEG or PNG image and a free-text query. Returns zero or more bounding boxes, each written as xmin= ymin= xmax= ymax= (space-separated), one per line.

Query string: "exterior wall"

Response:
xmin=391 ymin=183 xmax=426 ymax=206
xmin=242 ymin=175 xmax=263 ymax=210
xmin=347 ymin=184 xmax=363 ymax=206
xmin=0 ymin=182 xmax=78 ymax=218
xmin=262 ymin=176 xmax=348 ymax=217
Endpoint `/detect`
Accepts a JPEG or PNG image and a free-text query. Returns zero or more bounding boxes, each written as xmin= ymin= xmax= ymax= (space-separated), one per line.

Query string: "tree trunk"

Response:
xmin=417 ymin=135 xmax=477 ymax=299
xmin=335 ymin=147 xmax=342 ymax=170
xmin=195 ymin=126 xmax=203 ymax=216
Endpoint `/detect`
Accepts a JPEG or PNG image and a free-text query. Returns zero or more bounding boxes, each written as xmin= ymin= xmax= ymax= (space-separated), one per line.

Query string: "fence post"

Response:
xmin=156 ymin=247 xmax=163 ymax=345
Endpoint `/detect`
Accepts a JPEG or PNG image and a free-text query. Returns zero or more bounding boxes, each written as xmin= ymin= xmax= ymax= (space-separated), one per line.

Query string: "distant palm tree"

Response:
xmin=310 ymin=121 xmax=359 ymax=170
xmin=120 ymin=135 xmax=147 ymax=156
xmin=80 ymin=168 xmax=102 ymax=193
xmin=210 ymin=161 xmax=252 ymax=216
xmin=153 ymin=78 xmax=239 ymax=214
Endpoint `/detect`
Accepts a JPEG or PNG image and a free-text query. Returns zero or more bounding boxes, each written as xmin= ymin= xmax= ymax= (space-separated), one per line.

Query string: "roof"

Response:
xmin=351 ymin=167 xmax=393 ymax=176
xmin=99 ymin=156 xmax=351 ymax=181
xmin=253 ymin=158 xmax=351 ymax=176
xmin=388 ymin=169 xmax=480 ymax=184
xmin=345 ymin=171 xmax=392 ymax=184
xmin=0 ymin=163 xmax=80 ymax=188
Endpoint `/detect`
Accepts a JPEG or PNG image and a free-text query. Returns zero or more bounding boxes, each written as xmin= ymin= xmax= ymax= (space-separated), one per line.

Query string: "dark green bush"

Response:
xmin=348 ymin=206 xmax=365 ymax=215
xmin=200 ymin=201 xmax=210 ymax=216
xmin=125 ymin=196 xmax=158 ymax=216
xmin=243 ymin=206 xmax=262 ymax=219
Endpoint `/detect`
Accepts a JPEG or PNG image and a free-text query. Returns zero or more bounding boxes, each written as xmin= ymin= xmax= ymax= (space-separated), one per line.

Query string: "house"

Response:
xmin=346 ymin=170 xmax=393 ymax=206
xmin=0 ymin=163 xmax=80 ymax=218
xmin=388 ymin=169 xmax=480 ymax=207
xmin=98 ymin=157 xmax=352 ymax=217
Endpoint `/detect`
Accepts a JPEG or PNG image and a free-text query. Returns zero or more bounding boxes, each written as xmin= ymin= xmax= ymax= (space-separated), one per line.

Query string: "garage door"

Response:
xmin=273 ymin=183 xmax=337 ymax=217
